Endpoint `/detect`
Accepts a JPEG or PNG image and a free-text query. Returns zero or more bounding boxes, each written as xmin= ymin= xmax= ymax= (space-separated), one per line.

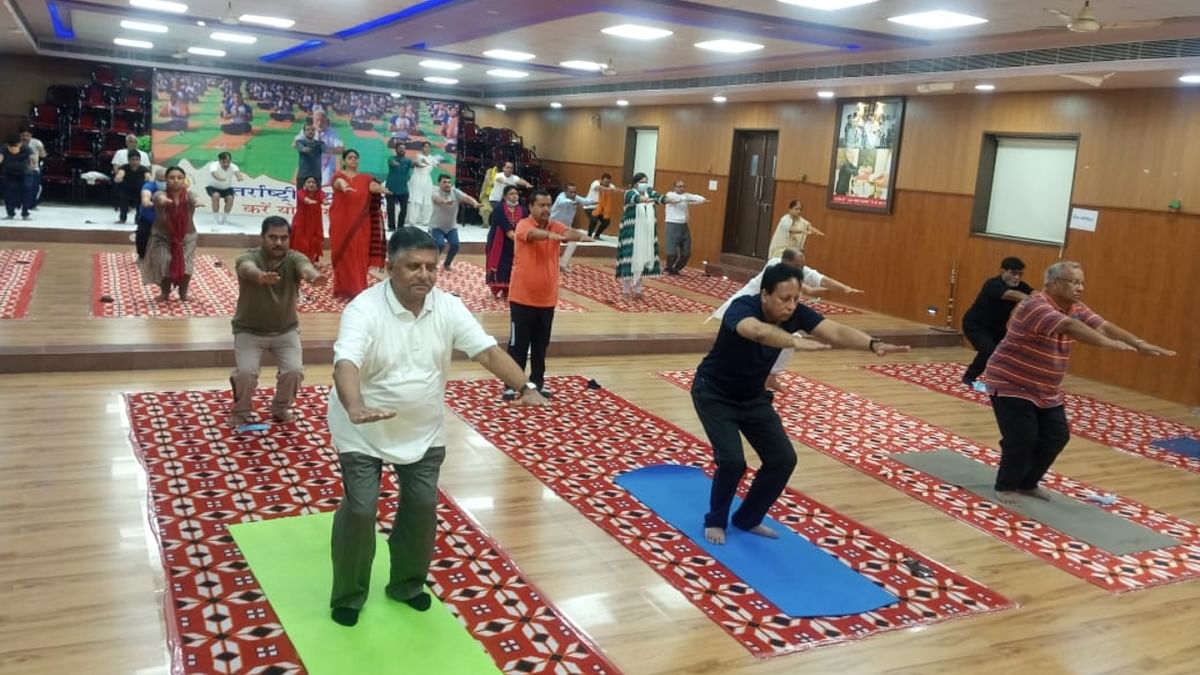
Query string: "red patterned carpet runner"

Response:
xmin=445 ymin=375 xmax=1012 ymax=658
xmin=433 ymin=261 xmax=586 ymax=313
xmin=0 ymin=248 xmax=44 ymax=318
xmin=93 ymin=252 xmax=239 ymax=318
xmin=649 ymin=267 xmax=863 ymax=315
xmin=657 ymin=370 xmax=1200 ymax=592
xmin=559 ymin=264 xmax=716 ymax=313
xmin=126 ymin=387 xmax=618 ymax=675
xmin=864 ymin=362 xmax=1200 ymax=475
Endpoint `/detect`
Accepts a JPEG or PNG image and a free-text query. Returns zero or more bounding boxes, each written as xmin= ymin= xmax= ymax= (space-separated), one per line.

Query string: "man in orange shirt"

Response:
xmin=504 ymin=189 xmax=592 ymax=399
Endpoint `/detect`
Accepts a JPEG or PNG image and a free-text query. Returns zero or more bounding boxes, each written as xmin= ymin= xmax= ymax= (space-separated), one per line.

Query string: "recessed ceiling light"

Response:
xmin=390 ymin=92 xmax=402 ymax=98
xmin=187 ymin=46 xmax=225 ymax=57
xmin=974 ymin=83 xmax=996 ymax=91
xmin=114 ymin=37 xmax=154 ymax=49
xmin=817 ymin=90 xmax=836 ymax=98
xmin=712 ymin=95 xmax=727 ymax=103
xmin=616 ymin=99 xmax=629 ymax=106
xmin=560 ymin=60 xmax=606 ymax=71
xmin=778 ymin=0 xmax=879 ymax=9
xmin=602 ymin=24 xmax=673 ymax=40
xmin=196 ymin=20 xmax=205 ymax=26
xmin=482 ymin=49 xmax=535 ymax=61
xmin=495 ymin=103 xmax=507 ymax=110
xmin=129 ymin=0 xmax=187 ymax=13
xmin=549 ymin=101 xmax=563 ymax=108
xmin=695 ymin=39 xmax=764 ymax=54
xmin=238 ymin=15 xmax=295 ymax=29
xmin=119 ymin=20 xmax=168 ymax=33
xmin=210 ymin=31 xmax=257 ymax=44
xmin=888 ymin=10 xmax=987 ymax=29
xmin=423 ymin=76 xmax=459 ymax=85
xmin=419 ymin=59 xmax=463 ymax=71
xmin=486 ymin=68 xmax=529 ymax=79
xmin=365 ymin=68 xmax=401 ymax=77
xmin=1179 ymin=74 xmax=1200 ymax=84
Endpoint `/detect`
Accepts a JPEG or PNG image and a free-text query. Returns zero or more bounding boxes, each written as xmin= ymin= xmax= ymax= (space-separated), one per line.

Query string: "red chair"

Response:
xmin=80 ymin=85 xmax=110 ymax=111
xmin=109 ymin=115 xmax=134 ymax=134
xmin=75 ymin=110 xmax=104 ymax=132
xmin=63 ymin=133 xmax=97 ymax=159
xmin=115 ymin=91 xmax=144 ymax=113
xmin=461 ymin=123 xmax=479 ymax=141
xmin=128 ymin=69 xmax=152 ymax=92
xmin=102 ymin=131 xmax=127 ymax=152
xmin=28 ymin=105 xmax=62 ymax=130
xmin=46 ymin=85 xmax=80 ymax=107
xmin=92 ymin=65 xmax=117 ymax=87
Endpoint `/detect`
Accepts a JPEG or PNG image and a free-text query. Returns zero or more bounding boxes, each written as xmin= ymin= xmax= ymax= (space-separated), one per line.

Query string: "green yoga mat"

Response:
xmin=228 ymin=512 xmax=502 ymax=675
xmin=893 ymin=450 xmax=1179 ymax=555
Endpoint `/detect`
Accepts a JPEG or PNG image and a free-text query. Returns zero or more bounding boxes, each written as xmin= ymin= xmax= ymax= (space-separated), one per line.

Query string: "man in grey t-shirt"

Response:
xmin=429 ymin=174 xmax=480 ymax=270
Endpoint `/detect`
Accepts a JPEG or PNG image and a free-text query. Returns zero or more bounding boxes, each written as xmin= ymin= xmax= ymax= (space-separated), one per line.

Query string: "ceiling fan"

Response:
xmin=1043 ymin=1 xmax=1162 ymax=33
xmin=601 ymin=59 xmax=618 ymax=77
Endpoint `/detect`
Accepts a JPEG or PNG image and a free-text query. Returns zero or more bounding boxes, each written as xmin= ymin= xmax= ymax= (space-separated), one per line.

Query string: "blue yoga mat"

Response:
xmin=614 ymin=464 xmax=897 ymax=617
xmin=1150 ymin=436 xmax=1200 ymax=459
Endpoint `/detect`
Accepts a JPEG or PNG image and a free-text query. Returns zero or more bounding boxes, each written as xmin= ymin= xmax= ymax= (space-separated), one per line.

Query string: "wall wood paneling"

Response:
xmin=486 ymin=89 xmax=1200 ymax=404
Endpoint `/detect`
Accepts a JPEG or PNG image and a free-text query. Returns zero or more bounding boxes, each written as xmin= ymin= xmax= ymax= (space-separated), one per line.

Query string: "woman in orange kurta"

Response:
xmin=291 ymin=175 xmax=325 ymax=264
xmin=329 ymin=149 xmax=385 ymax=299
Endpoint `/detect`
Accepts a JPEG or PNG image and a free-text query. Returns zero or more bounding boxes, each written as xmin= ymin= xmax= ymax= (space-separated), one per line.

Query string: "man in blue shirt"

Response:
xmin=692 ymin=264 xmax=909 ymax=545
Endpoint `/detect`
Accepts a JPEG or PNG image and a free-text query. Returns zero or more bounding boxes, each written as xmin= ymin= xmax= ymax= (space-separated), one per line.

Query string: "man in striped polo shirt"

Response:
xmin=983 ymin=261 xmax=1175 ymax=505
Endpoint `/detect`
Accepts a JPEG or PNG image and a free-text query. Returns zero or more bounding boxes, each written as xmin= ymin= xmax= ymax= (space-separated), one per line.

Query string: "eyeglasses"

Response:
xmin=1054 ymin=277 xmax=1084 ymax=287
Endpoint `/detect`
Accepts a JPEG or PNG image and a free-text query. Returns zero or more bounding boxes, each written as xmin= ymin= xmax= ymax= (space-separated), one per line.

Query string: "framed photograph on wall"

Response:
xmin=827 ymin=96 xmax=906 ymax=214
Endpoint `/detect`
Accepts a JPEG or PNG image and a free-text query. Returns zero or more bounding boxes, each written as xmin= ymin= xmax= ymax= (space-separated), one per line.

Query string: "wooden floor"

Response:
xmin=2 ymin=239 xmax=1199 ymax=675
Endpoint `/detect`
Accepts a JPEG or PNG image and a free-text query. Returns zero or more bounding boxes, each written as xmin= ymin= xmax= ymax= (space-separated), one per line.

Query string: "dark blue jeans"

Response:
xmin=430 ymin=227 xmax=460 ymax=268
xmin=691 ymin=376 xmax=797 ymax=531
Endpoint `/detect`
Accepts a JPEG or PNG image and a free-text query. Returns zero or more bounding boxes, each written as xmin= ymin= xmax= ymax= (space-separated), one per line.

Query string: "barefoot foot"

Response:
xmin=1019 ymin=487 xmax=1054 ymax=501
xmin=704 ymin=526 xmax=726 ymax=545
xmin=742 ymin=523 xmax=780 ymax=539
xmin=994 ymin=490 xmax=1020 ymax=506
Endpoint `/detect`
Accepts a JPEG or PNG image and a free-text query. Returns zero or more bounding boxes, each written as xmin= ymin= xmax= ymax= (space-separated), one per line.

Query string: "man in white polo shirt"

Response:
xmin=326 ymin=226 xmax=548 ymax=628
xmin=486 ymin=161 xmax=531 ymax=210
xmin=662 ymin=179 xmax=707 ymax=275
xmin=206 ymin=151 xmax=248 ymax=226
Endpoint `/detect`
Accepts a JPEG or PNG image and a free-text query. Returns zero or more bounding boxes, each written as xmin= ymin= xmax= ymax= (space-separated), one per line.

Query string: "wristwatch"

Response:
xmin=868 ymin=338 xmax=881 ymax=353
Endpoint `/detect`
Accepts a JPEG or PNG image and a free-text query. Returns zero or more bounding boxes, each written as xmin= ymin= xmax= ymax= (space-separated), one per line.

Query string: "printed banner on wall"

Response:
xmin=150 ymin=69 xmax=463 ymax=213
xmin=827 ymin=96 xmax=905 ymax=214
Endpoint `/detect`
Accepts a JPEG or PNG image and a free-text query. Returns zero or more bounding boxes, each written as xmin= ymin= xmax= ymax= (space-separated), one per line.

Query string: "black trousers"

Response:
xmin=588 ymin=216 xmax=611 ymax=239
xmin=386 ymin=193 xmax=409 ymax=230
xmin=991 ymin=395 xmax=1070 ymax=491
xmin=117 ymin=186 xmax=142 ymax=223
xmin=691 ymin=376 xmax=797 ymax=531
xmin=962 ymin=323 xmax=1001 ymax=382
xmin=134 ymin=214 xmax=153 ymax=258
xmin=507 ymin=302 xmax=556 ymax=388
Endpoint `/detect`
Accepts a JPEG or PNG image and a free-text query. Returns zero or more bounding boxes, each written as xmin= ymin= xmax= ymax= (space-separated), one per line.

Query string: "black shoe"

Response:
xmin=501 ymin=388 xmax=517 ymax=401
xmin=331 ymin=607 xmax=360 ymax=626
xmin=962 ymin=376 xmax=975 ymax=387
xmin=538 ymin=387 xmax=553 ymax=399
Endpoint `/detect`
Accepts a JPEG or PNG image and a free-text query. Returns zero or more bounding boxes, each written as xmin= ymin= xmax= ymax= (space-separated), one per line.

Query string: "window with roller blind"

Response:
xmin=970 ymin=133 xmax=1080 ymax=246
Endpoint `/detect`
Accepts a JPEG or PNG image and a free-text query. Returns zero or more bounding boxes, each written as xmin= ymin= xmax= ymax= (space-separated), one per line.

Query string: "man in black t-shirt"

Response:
xmin=114 ymin=154 xmax=152 ymax=224
xmin=961 ymin=257 xmax=1034 ymax=386
xmin=691 ymin=264 xmax=909 ymax=546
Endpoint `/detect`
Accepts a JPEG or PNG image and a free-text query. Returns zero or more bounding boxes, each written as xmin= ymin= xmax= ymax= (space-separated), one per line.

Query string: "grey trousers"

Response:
xmin=233 ymin=329 xmax=303 ymax=376
xmin=330 ymin=446 xmax=446 ymax=611
xmin=665 ymin=220 xmax=691 ymax=271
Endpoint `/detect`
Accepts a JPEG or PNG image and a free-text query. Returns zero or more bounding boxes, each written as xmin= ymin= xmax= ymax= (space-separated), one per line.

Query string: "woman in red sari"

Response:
xmin=329 ymin=149 xmax=385 ymax=300
xmin=140 ymin=165 xmax=197 ymax=302
xmin=485 ymin=184 xmax=524 ymax=298
xmin=291 ymin=175 xmax=325 ymax=264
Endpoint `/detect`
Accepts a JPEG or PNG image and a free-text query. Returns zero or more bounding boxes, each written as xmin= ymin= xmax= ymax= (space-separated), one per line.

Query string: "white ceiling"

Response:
xmin=6 ymin=0 xmax=1200 ymax=104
